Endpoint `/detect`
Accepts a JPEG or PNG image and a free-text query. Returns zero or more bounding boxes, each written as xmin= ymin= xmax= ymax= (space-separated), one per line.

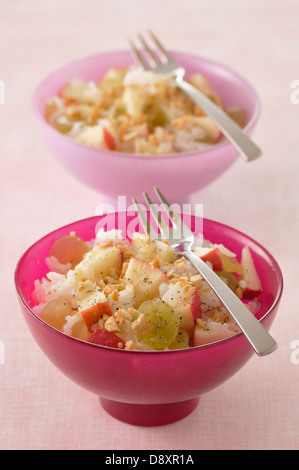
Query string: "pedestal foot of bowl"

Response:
xmin=99 ymin=397 xmax=199 ymax=426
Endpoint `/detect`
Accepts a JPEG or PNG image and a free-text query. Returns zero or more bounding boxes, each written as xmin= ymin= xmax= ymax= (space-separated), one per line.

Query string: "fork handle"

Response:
xmin=184 ymin=250 xmax=277 ymax=356
xmin=176 ymin=79 xmax=262 ymax=161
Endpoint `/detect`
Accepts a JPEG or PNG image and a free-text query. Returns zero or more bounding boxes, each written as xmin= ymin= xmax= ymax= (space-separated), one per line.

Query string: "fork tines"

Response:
xmin=128 ymin=30 xmax=171 ymax=70
xmin=133 ymin=187 xmax=190 ymax=245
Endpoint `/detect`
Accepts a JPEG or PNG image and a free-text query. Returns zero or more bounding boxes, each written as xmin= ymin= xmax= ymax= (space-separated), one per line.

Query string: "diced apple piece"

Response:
xmin=78 ymin=289 xmax=112 ymax=331
xmin=162 ymin=280 xmax=201 ymax=337
xmin=77 ymin=289 xmax=108 ymax=311
xmin=124 ymin=257 xmax=169 ymax=308
xmin=60 ymin=78 xmax=85 ymax=102
xmin=203 ymin=306 xmax=238 ymax=329
xmin=74 ymin=245 xmax=122 ymax=282
xmin=122 ymin=123 xmax=149 ymax=142
xmin=122 ymin=86 xmax=147 ymax=117
xmin=188 ymin=74 xmax=224 ymax=108
xmin=194 ymin=117 xmax=222 ymax=143
xmin=89 ymin=328 xmax=125 ymax=349
xmin=200 ymin=246 xmax=223 ymax=270
xmin=220 ymin=253 xmax=243 ymax=275
xmin=44 ymin=98 xmax=63 ymax=122
xmin=188 ymin=74 xmax=216 ymax=97
xmin=199 ymin=281 xmax=222 ymax=313
xmin=240 ymin=247 xmax=262 ymax=299
xmin=60 ymin=78 xmax=101 ymax=104
xmin=131 ymin=234 xmax=175 ymax=264
xmin=193 ymin=319 xmax=235 ymax=346
xmin=102 ymin=126 xmax=116 ymax=151
xmin=100 ymin=67 xmax=127 ymax=88
xmin=195 ymin=246 xmax=223 ymax=271
xmin=77 ymin=122 xmax=117 ymax=150
xmin=80 ymin=302 xmax=112 ymax=331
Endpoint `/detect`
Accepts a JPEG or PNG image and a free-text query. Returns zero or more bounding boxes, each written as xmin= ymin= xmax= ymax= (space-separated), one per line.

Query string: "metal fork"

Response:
xmin=133 ymin=187 xmax=277 ymax=356
xmin=128 ymin=31 xmax=262 ymax=162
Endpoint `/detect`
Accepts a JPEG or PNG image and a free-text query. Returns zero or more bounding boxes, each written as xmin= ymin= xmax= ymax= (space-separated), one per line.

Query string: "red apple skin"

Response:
xmin=103 ymin=127 xmax=116 ymax=150
xmin=190 ymin=288 xmax=202 ymax=322
xmin=244 ymin=303 xmax=253 ymax=312
xmin=162 ymin=283 xmax=201 ymax=337
xmin=200 ymin=247 xmax=223 ymax=271
xmin=242 ymin=287 xmax=262 ymax=300
xmin=89 ymin=328 xmax=125 ymax=348
xmin=241 ymin=247 xmax=262 ymax=299
xmin=113 ymin=245 xmax=124 ymax=266
xmin=181 ymin=287 xmax=201 ymax=337
xmin=80 ymin=301 xmax=112 ymax=331
xmin=215 ymin=130 xmax=222 ymax=142
xmin=127 ymin=257 xmax=169 ymax=280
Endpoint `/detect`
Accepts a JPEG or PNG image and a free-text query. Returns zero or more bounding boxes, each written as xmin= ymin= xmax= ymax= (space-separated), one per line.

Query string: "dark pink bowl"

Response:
xmin=32 ymin=50 xmax=261 ymax=205
xmin=14 ymin=213 xmax=282 ymax=426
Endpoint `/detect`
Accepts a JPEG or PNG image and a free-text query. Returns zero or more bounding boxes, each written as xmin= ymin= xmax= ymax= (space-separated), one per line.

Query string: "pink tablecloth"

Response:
xmin=1 ymin=0 xmax=298 ymax=450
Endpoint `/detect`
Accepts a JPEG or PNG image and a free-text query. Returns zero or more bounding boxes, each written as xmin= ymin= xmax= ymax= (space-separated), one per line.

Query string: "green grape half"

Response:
xmin=215 ymin=271 xmax=239 ymax=292
xmin=137 ymin=299 xmax=178 ymax=350
xmin=168 ymin=329 xmax=190 ymax=350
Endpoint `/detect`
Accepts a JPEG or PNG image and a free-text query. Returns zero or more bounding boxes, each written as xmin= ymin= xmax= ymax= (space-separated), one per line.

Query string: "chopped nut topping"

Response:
xmin=125 ymin=340 xmax=135 ymax=350
xmin=105 ymin=316 xmax=121 ymax=333
xmin=131 ymin=314 xmax=149 ymax=334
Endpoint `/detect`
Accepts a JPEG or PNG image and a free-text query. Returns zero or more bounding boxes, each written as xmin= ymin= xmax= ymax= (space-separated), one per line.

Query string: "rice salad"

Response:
xmin=45 ymin=67 xmax=247 ymax=155
xmin=32 ymin=228 xmax=262 ymax=351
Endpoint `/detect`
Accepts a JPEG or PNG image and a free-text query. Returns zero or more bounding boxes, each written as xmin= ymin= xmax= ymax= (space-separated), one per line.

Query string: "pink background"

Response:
xmin=1 ymin=0 xmax=298 ymax=450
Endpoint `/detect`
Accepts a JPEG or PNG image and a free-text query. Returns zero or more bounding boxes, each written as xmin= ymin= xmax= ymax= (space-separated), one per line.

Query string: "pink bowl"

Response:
xmin=32 ymin=50 xmax=261 ymax=206
xmin=14 ymin=213 xmax=282 ymax=426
